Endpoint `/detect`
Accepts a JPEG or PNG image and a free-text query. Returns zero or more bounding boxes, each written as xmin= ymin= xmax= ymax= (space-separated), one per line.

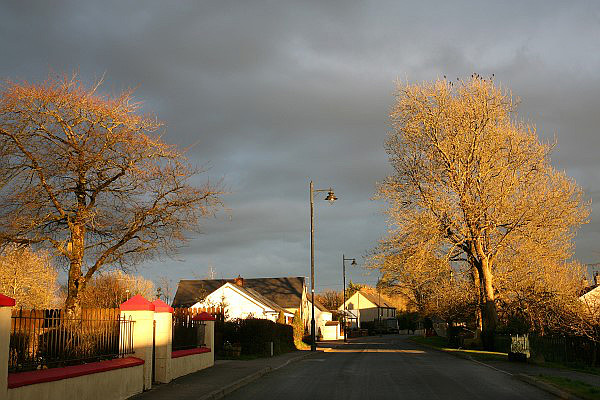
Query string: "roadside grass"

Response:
xmin=295 ymin=341 xmax=311 ymax=351
xmin=409 ymin=336 xmax=508 ymax=362
xmin=537 ymin=375 xmax=600 ymax=400
xmin=410 ymin=336 xmax=600 ymax=375
xmin=535 ymin=360 xmax=600 ymax=377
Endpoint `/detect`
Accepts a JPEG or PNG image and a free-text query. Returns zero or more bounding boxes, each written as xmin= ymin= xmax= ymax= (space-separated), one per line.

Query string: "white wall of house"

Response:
xmin=340 ymin=292 xmax=396 ymax=328
xmin=580 ymin=286 xmax=600 ymax=311
xmin=191 ymin=283 xmax=286 ymax=322
xmin=305 ymin=302 xmax=333 ymax=336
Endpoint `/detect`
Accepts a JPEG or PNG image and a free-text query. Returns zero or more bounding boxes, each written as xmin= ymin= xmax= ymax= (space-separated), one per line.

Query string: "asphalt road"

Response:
xmin=223 ymin=335 xmax=555 ymax=400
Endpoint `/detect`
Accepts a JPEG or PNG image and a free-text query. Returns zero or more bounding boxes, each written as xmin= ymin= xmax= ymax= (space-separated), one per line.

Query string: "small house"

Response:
xmin=339 ymin=290 xmax=397 ymax=328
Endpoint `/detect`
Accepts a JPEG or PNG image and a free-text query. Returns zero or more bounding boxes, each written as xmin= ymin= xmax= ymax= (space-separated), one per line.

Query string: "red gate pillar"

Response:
xmin=0 ymin=294 xmax=15 ymax=400
xmin=151 ymin=299 xmax=173 ymax=383
xmin=120 ymin=295 xmax=155 ymax=390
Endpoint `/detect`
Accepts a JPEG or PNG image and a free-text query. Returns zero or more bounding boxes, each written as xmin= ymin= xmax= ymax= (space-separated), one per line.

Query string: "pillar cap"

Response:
xmin=0 ymin=293 xmax=15 ymax=307
xmin=151 ymin=299 xmax=173 ymax=313
xmin=120 ymin=295 xmax=155 ymax=311
xmin=193 ymin=311 xmax=216 ymax=321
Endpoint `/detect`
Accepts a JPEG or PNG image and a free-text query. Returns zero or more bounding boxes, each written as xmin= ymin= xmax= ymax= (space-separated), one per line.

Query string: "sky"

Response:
xmin=1 ymin=1 xmax=599 ymax=293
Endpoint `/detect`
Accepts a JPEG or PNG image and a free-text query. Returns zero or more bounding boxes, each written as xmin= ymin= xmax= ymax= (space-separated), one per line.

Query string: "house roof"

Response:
xmin=228 ymin=284 xmax=293 ymax=315
xmin=173 ymin=276 xmax=306 ymax=308
xmin=310 ymin=299 xmax=330 ymax=312
xmin=357 ymin=290 xmax=395 ymax=309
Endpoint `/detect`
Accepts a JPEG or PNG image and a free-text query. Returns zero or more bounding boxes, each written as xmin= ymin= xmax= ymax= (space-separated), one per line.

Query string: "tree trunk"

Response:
xmin=472 ymin=266 xmax=483 ymax=342
xmin=471 ymin=239 xmax=498 ymax=350
xmin=65 ymin=222 xmax=86 ymax=316
xmin=479 ymin=257 xmax=498 ymax=350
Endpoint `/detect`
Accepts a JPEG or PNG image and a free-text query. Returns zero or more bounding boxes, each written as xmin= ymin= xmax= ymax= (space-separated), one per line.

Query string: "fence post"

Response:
xmin=0 ymin=294 xmax=14 ymax=400
xmin=151 ymin=299 xmax=173 ymax=384
xmin=120 ymin=295 xmax=155 ymax=391
xmin=195 ymin=312 xmax=215 ymax=367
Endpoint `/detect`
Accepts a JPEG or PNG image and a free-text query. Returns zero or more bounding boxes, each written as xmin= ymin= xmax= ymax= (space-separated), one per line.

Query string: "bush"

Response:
xmin=292 ymin=310 xmax=303 ymax=347
xmin=9 ymin=332 xmax=31 ymax=370
xmin=36 ymin=323 xmax=121 ymax=367
xmin=37 ymin=328 xmax=81 ymax=365
xmin=239 ymin=319 xmax=294 ymax=356
xmin=217 ymin=318 xmax=295 ymax=357
xmin=276 ymin=311 xmax=285 ymax=325
xmin=397 ymin=312 xmax=420 ymax=332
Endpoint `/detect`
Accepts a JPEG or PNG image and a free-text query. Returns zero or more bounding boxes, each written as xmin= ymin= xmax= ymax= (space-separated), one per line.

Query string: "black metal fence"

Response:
xmin=495 ymin=333 xmax=599 ymax=366
xmin=529 ymin=335 xmax=599 ymax=366
xmin=10 ymin=308 xmax=135 ymax=372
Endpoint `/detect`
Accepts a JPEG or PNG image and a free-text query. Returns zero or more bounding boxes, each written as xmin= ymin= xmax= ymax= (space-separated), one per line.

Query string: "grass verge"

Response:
xmin=409 ymin=335 xmax=508 ymax=362
xmin=536 ymin=375 xmax=600 ymax=400
xmin=410 ymin=336 xmax=600 ymax=376
xmin=535 ymin=360 xmax=600 ymax=377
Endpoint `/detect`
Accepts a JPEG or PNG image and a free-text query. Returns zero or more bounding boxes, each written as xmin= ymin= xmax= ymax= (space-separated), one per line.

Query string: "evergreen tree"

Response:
xmin=276 ymin=310 xmax=285 ymax=324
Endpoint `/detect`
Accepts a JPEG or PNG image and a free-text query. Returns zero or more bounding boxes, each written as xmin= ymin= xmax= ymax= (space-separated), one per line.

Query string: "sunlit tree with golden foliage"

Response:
xmin=0 ymin=74 xmax=225 ymax=314
xmin=373 ymin=75 xmax=589 ymax=347
xmin=0 ymin=245 xmax=58 ymax=309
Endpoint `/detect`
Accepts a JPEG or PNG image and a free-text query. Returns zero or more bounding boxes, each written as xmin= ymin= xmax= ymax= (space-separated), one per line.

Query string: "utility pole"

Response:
xmin=309 ymin=180 xmax=337 ymax=351
xmin=342 ymin=255 xmax=356 ymax=342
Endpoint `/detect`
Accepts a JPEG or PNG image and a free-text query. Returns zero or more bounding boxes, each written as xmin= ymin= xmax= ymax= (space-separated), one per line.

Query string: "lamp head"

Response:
xmin=324 ymin=189 xmax=337 ymax=204
xmin=351 ymin=259 xmax=357 ymax=266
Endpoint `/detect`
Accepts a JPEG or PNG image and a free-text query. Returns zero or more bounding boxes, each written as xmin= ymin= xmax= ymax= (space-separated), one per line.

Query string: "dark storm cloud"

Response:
xmin=1 ymin=0 xmax=599 ymax=287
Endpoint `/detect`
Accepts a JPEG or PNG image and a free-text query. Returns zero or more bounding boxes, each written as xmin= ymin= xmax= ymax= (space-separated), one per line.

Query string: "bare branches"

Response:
xmin=0 ymin=74 xmax=226 ymax=312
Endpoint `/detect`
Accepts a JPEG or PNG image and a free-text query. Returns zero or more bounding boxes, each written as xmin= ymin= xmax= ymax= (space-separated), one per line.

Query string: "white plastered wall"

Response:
xmin=194 ymin=284 xmax=273 ymax=321
xmin=7 ymin=364 xmax=144 ymax=400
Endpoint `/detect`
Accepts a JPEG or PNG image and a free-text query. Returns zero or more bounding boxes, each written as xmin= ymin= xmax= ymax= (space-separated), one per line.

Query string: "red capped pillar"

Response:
xmin=120 ymin=295 xmax=155 ymax=390
xmin=0 ymin=294 xmax=15 ymax=398
xmin=151 ymin=299 xmax=173 ymax=383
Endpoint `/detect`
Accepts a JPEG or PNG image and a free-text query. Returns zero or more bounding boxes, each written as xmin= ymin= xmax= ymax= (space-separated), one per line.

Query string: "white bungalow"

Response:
xmin=190 ymin=282 xmax=294 ymax=323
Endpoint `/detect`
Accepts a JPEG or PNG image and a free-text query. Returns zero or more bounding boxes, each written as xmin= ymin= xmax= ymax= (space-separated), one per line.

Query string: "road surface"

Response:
xmin=223 ymin=335 xmax=554 ymax=400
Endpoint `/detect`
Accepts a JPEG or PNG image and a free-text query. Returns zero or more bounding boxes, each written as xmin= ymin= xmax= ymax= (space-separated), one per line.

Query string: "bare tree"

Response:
xmin=155 ymin=275 xmax=174 ymax=304
xmin=316 ymin=290 xmax=343 ymax=310
xmin=375 ymin=76 xmax=589 ymax=347
xmin=78 ymin=270 xmax=155 ymax=308
xmin=0 ymin=245 xmax=58 ymax=308
xmin=0 ymin=75 xmax=225 ymax=313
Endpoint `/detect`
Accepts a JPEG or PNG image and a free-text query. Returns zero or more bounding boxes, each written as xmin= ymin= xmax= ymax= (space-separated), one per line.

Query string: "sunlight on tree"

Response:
xmin=373 ymin=75 xmax=589 ymax=347
xmin=0 ymin=74 xmax=225 ymax=313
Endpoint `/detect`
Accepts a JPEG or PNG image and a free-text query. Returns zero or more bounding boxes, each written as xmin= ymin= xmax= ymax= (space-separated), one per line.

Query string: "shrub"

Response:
xmin=9 ymin=332 xmax=31 ymax=370
xmin=217 ymin=318 xmax=295 ymax=357
xmin=239 ymin=319 xmax=294 ymax=356
xmin=397 ymin=312 xmax=420 ymax=332
xmin=276 ymin=311 xmax=285 ymax=325
xmin=292 ymin=310 xmax=303 ymax=347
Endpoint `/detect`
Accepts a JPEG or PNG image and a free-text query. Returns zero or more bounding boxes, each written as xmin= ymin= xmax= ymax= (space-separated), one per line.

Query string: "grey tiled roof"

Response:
xmin=358 ymin=291 xmax=395 ymax=308
xmin=172 ymin=276 xmax=306 ymax=308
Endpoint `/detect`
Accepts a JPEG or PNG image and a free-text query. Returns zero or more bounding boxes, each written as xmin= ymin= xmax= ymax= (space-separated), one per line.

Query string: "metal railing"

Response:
xmin=529 ymin=335 xmax=599 ymax=366
xmin=9 ymin=308 xmax=135 ymax=372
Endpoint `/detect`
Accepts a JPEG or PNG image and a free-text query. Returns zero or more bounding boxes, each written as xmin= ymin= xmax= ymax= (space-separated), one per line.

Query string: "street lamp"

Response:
xmin=309 ymin=180 xmax=337 ymax=351
xmin=342 ymin=255 xmax=356 ymax=343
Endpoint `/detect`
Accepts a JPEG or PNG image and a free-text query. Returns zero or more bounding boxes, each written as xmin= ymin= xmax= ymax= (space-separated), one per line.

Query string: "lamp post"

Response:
xmin=342 ymin=255 xmax=356 ymax=342
xmin=309 ymin=180 xmax=337 ymax=351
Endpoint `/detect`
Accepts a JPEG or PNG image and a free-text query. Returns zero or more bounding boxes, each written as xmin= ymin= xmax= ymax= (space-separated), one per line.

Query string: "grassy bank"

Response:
xmin=537 ymin=375 xmax=600 ymax=400
xmin=409 ymin=336 xmax=508 ymax=362
xmin=410 ymin=335 xmax=600 ymax=376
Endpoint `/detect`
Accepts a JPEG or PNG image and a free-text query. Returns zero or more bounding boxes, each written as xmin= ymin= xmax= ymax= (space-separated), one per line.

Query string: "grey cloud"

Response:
xmin=1 ymin=0 xmax=599 ymax=288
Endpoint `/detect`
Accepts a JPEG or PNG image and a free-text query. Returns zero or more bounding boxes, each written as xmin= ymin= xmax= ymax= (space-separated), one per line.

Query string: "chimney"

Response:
xmin=234 ymin=275 xmax=244 ymax=287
